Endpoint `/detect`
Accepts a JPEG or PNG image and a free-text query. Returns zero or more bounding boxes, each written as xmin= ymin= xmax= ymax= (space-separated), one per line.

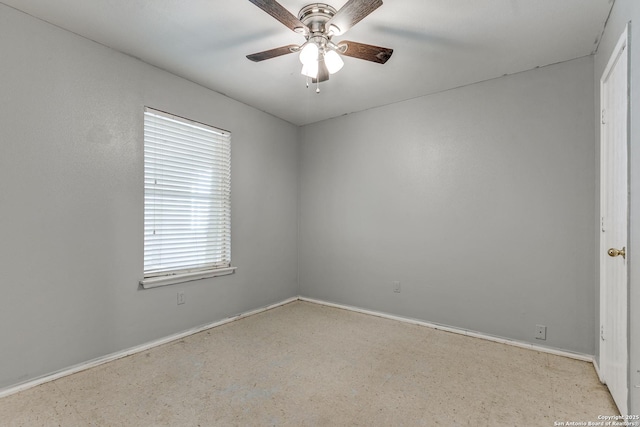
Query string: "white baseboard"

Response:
xmin=0 ymin=295 xmax=596 ymax=399
xmin=0 ymin=297 xmax=298 ymax=399
xmin=299 ymin=296 xmax=595 ymax=363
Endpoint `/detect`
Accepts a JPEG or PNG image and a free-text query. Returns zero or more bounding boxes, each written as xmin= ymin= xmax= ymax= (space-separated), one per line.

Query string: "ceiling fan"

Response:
xmin=246 ymin=0 xmax=393 ymax=88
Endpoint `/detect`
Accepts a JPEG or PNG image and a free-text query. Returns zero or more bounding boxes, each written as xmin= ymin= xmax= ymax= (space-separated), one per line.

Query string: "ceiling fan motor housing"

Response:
xmin=298 ymin=3 xmax=337 ymax=34
xmin=296 ymin=3 xmax=342 ymax=58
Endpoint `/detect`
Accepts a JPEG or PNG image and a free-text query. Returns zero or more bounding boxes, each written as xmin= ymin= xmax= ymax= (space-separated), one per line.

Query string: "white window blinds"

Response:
xmin=143 ymin=108 xmax=231 ymax=285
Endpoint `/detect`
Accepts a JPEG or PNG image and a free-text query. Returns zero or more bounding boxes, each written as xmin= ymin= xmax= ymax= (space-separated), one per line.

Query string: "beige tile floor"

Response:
xmin=1 ymin=301 xmax=617 ymax=426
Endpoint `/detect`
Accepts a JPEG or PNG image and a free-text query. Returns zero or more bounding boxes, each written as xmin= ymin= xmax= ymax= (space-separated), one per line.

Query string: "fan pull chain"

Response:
xmin=316 ymin=80 xmax=320 ymax=94
xmin=306 ymin=76 xmax=309 ymax=89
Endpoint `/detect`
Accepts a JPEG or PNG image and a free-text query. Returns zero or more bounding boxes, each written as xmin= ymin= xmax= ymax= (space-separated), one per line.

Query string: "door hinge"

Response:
xmin=601 ymin=324 xmax=605 ymax=341
xmin=601 ymin=216 xmax=605 ymax=232
xmin=602 ymin=109 xmax=606 ymax=125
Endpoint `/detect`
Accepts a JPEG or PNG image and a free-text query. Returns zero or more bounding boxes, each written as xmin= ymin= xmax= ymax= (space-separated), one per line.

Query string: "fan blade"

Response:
xmin=247 ymin=45 xmax=298 ymax=62
xmin=248 ymin=0 xmax=309 ymax=34
xmin=312 ymin=60 xmax=330 ymax=83
xmin=339 ymin=40 xmax=393 ymax=64
xmin=326 ymin=0 xmax=383 ymax=35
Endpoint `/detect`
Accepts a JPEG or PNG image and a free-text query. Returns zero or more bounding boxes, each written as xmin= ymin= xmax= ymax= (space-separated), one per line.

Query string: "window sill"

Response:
xmin=140 ymin=267 xmax=237 ymax=289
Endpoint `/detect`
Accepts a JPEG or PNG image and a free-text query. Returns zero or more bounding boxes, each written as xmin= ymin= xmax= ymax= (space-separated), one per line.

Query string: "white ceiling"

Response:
xmin=2 ymin=0 xmax=613 ymax=125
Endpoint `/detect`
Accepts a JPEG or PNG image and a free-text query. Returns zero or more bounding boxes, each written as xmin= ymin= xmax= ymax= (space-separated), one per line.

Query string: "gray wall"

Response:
xmin=298 ymin=56 xmax=596 ymax=355
xmin=594 ymin=0 xmax=640 ymax=413
xmin=0 ymin=5 xmax=298 ymax=389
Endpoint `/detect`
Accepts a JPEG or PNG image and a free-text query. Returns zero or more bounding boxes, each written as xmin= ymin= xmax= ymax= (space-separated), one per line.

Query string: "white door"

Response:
xmin=600 ymin=26 xmax=629 ymax=416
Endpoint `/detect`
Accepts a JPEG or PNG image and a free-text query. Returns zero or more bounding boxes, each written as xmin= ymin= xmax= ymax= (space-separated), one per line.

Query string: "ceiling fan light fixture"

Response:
xmin=301 ymin=61 xmax=319 ymax=79
xmin=324 ymin=49 xmax=344 ymax=74
xmin=299 ymin=42 xmax=319 ymax=65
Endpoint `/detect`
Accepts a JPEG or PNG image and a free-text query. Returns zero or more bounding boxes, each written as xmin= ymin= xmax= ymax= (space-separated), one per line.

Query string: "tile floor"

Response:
xmin=0 ymin=301 xmax=618 ymax=426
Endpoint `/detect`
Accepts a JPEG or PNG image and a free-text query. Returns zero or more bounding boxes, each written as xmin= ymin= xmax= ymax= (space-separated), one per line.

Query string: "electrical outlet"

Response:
xmin=535 ymin=324 xmax=546 ymax=340
xmin=393 ymin=281 xmax=401 ymax=293
xmin=177 ymin=291 xmax=186 ymax=305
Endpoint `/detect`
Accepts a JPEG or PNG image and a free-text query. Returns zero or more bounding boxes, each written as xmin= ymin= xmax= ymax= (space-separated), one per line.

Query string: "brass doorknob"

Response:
xmin=608 ymin=247 xmax=626 ymax=259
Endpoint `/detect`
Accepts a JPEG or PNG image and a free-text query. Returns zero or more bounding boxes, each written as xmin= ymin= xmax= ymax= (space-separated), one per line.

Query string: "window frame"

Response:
xmin=140 ymin=107 xmax=235 ymax=289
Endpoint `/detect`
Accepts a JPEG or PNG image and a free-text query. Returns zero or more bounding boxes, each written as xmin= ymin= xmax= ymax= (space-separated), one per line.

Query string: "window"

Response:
xmin=140 ymin=107 xmax=234 ymax=288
